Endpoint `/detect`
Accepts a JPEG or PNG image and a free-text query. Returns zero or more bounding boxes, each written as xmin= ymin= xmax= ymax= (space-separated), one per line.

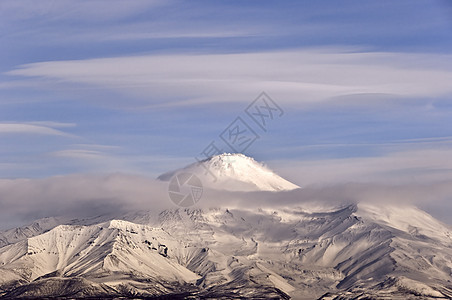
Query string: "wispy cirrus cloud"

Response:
xmin=6 ymin=49 xmax=452 ymax=108
xmin=0 ymin=123 xmax=74 ymax=137
xmin=0 ymin=0 xmax=261 ymax=46
xmin=52 ymin=149 xmax=106 ymax=160
xmin=270 ymin=147 xmax=452 ymax=187
xmin=0 ymin=0 xmax=166 ymax=24
xmin=48 ymin=147 xmax=194 ymax=177
xmin=25 ymin=121 xmax=76 ymax=128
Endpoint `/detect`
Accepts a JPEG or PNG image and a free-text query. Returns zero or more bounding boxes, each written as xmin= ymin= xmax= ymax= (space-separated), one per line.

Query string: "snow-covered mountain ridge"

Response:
xmin=0 ymin=154 xmax=451 ymax=299
xmin=0 ymin=204 xmax=451 ymax=299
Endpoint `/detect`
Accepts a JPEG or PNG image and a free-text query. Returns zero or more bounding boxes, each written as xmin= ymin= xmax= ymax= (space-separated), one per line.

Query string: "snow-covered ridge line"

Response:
xmin=1 ymin=154 xmax=451 ymax=298
xmin=1 ymin=204 xmax=451 ymax=299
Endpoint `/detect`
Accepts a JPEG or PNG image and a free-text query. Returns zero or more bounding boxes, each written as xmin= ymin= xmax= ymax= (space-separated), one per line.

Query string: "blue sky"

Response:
xmin=1 ymin=0 xmax=452 ymax=193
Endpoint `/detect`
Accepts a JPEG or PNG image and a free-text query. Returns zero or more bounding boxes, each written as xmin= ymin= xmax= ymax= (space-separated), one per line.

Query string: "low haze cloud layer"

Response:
xmin=1 ymin=172 xmax=451 ymax=230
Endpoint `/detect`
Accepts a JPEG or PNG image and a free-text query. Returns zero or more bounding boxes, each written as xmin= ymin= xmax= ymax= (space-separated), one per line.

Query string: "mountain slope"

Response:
xmin=0 ymin=155 xmax=451 ymax=299
xmin=0 ymin=217 xmax=64 ymax=248
xmin=1 ymin=204 xmax=451 ymax=299
xmin=0 ymin=220 xmax=201 ymax=298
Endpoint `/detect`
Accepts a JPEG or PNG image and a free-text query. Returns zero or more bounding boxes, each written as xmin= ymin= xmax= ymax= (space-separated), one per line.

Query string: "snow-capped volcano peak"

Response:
xmin=203 ymin=153 xmax=269 ymax=176
xmin=158 ymin=153 xmax=299 ymax=192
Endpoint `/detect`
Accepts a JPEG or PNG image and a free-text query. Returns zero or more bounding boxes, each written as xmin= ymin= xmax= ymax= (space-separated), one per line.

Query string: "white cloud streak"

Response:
xmin=0 ymin=0 xmax=256 ymax=44
xmin=52 ymin=149 xmax=106 ymax=160
xmin=270 ymin=148 xmax=452 ymax=187
xmin=6 ymin=49 xmax=452 ymax=107
xmin=0 ymin=123 xmax=73 ymax=137
xmin=26 ymin=121 xmax=76 ymax=128
xmin=0 ymin=0 xmax=165 ymax=23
